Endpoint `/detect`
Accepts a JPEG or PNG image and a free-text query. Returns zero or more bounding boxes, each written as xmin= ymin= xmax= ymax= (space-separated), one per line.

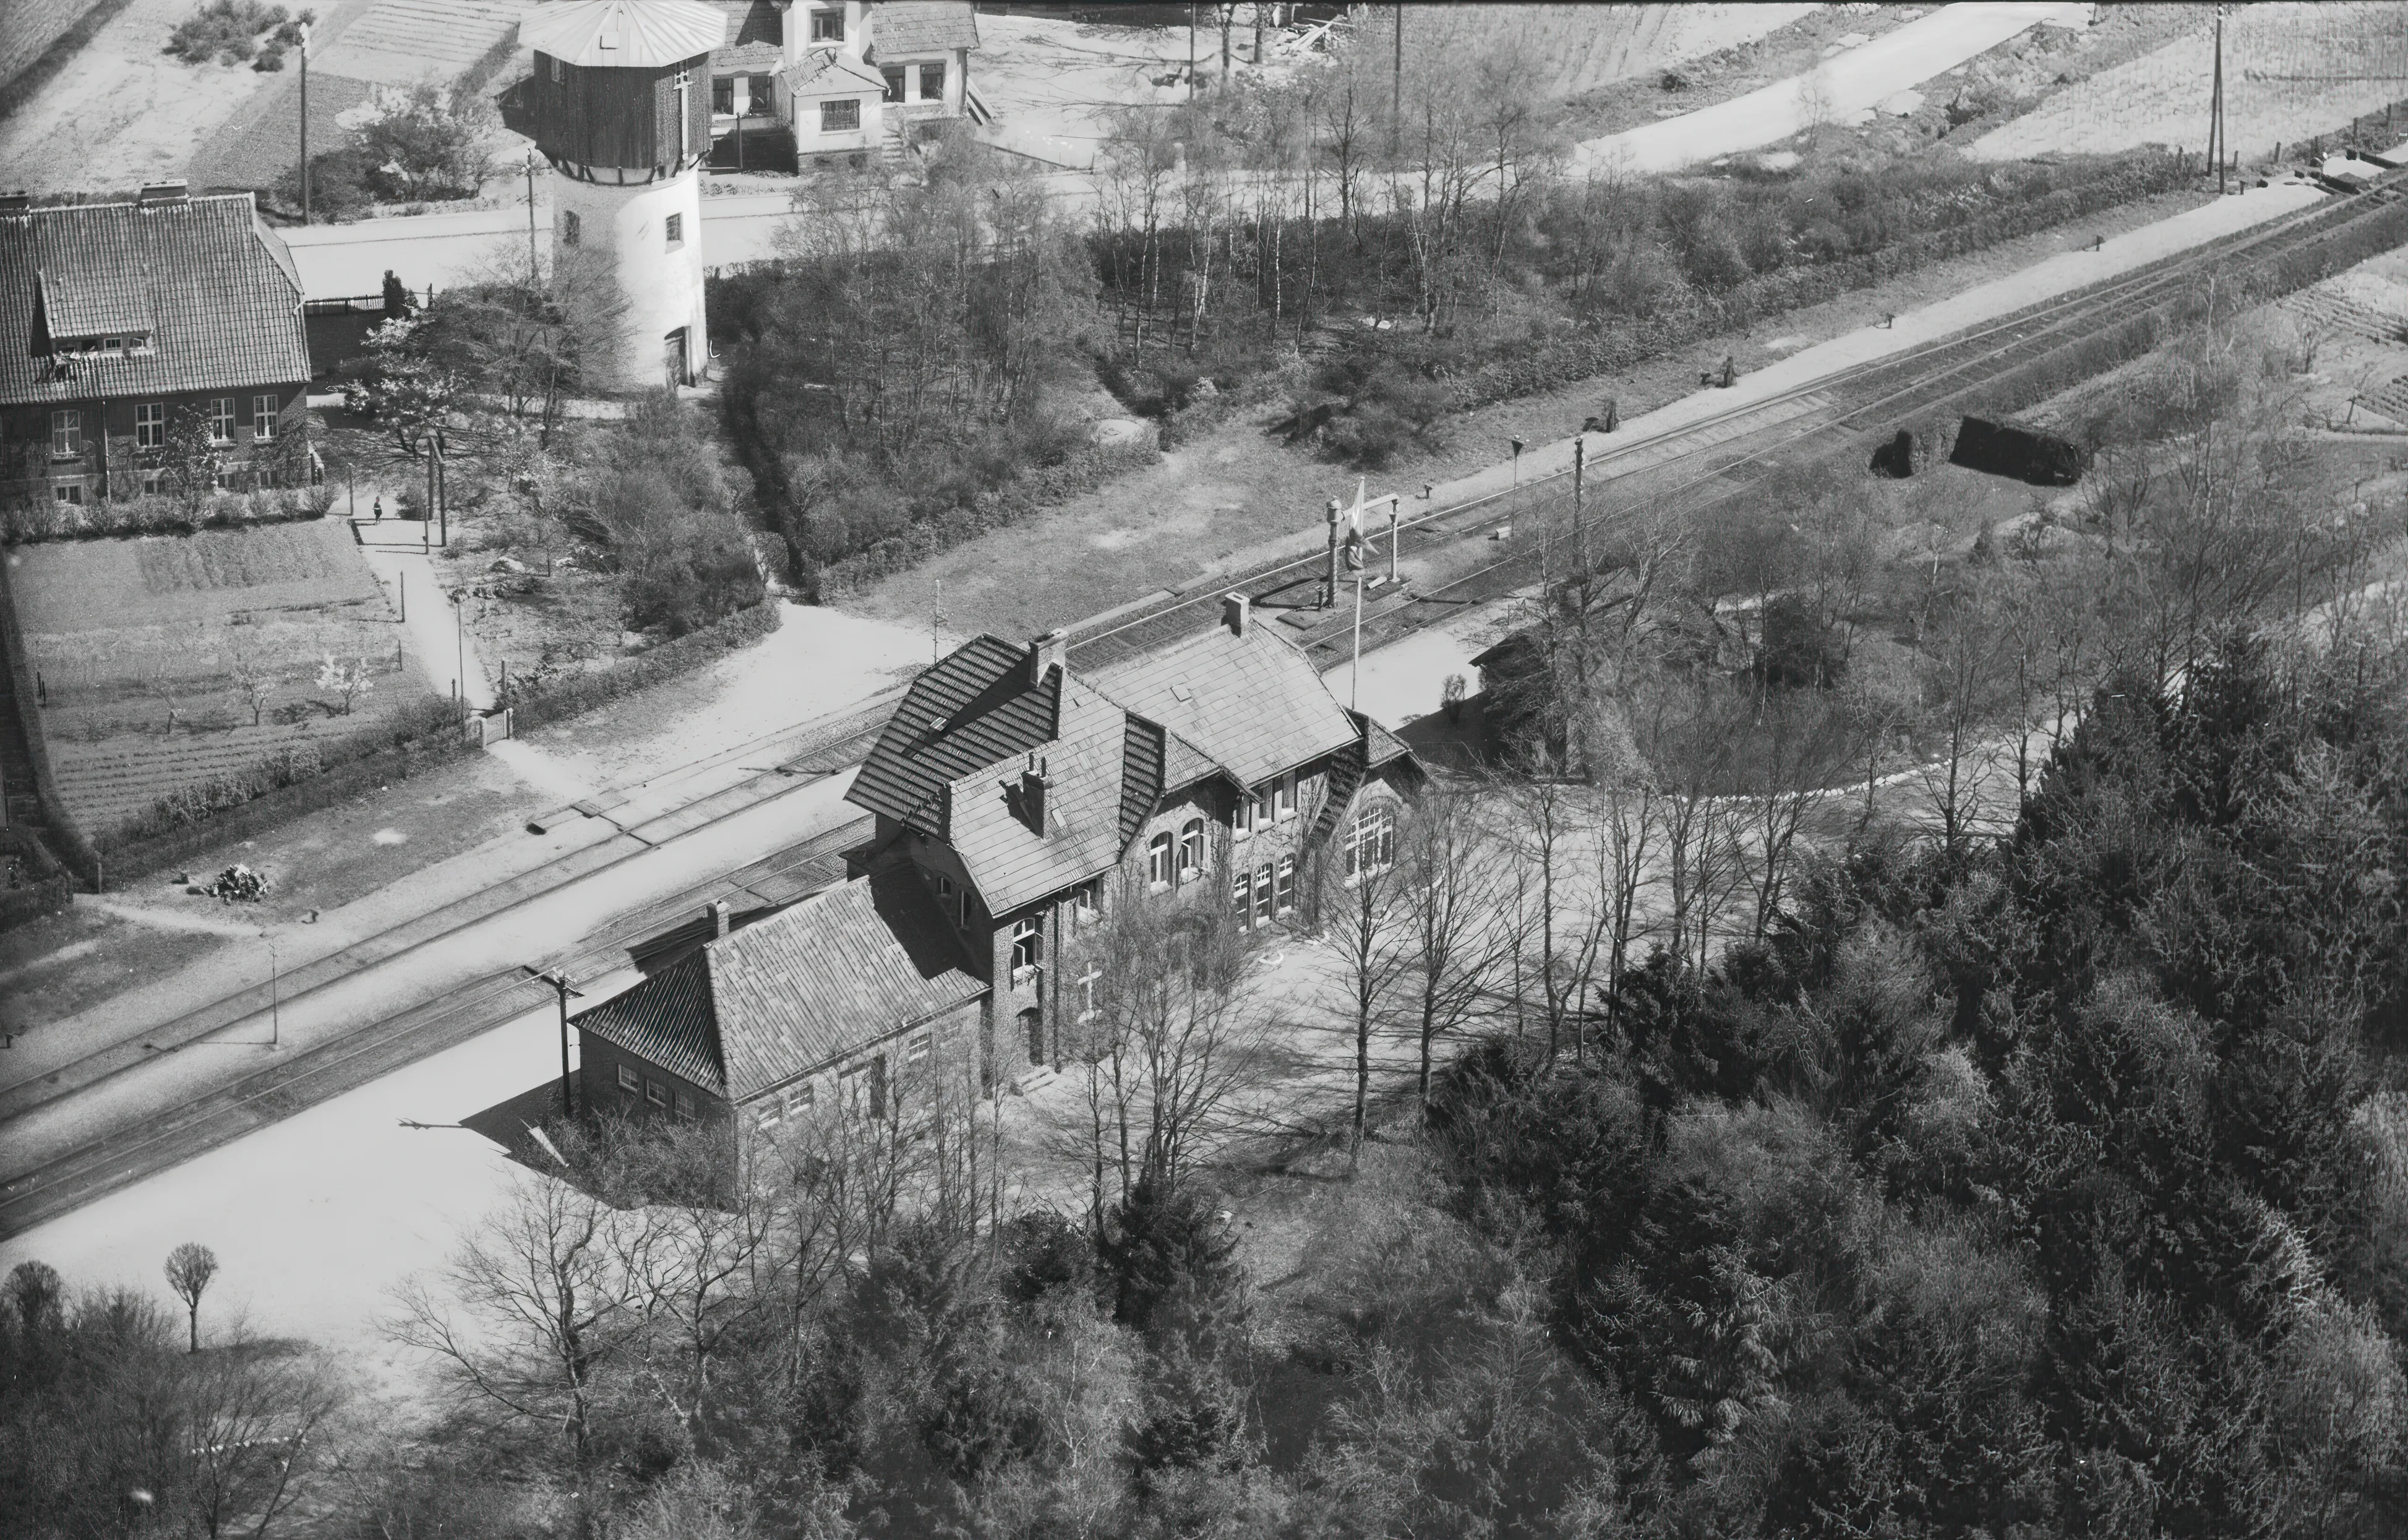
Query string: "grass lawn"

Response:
xmin=11 ymin=518 xmax=437 ymax=838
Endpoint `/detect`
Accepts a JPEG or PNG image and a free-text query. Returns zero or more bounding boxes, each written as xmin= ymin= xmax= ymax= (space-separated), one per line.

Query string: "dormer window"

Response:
xmin=810 ymin=6 xmax=844 ymax=43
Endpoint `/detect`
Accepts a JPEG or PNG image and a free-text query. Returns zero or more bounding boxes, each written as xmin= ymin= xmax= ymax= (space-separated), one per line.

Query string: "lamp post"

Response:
xmin=264 ymin=931 xmax=280 ymax=1048
xmin=1509 ymin=436 xmax=1525 ymax=488
xmin=449 ymin=589 xmax=466 ymax=721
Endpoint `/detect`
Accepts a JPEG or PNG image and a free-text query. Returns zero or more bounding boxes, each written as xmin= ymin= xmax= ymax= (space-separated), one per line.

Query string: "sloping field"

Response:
xmin=12 ymin=521 xmax=432 ymax=835
xmin=1398 ymin=2 xmax=1818 ymax=100
xmin=307 ymin=0 xmax=523 ymax=82
xmin=1972 ymin=2 xmax=2408 ymax=161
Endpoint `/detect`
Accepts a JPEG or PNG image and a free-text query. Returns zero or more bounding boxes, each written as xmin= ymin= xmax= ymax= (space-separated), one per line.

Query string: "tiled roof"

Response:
xmin=1353 ymin=710 xmax=1413 ymax=769
xmin=869 ymin=1 xmax=978 ymax=56
xmin=848 ymin=634 xmax=1060 ymax=836
xmin=1162 ymin=728 xmax=1230 ymax=793
xmin=0 ymin=196 xmax=311 ymax=408
xmin=709 ymin=0 xmax=781 ymax=68
xmin=520 ymin=0 xmax=726 ymax=68
xmin=784 ymin=49 xmax=886 ymax=93
xmin=706 ymin=861 xmax=985 ymax=1099
xmin=574 ymin=859 xmax=984 ymax=1102
xmin=943 ymin=678 xmax=1129 ymax=915
xmin=575 ymin=951 xmax=726 ymax=1091
xmin=1090 ymin=625 xmax=1360 ymax=791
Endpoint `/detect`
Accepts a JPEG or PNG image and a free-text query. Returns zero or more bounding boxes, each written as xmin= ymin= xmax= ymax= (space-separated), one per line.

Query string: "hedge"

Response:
xmin=1445 ymin=150 xmax=2195 ymax=413
xmin=817 ymin=438 xmax=1162 ymax=596
xmin=0 ymin=825 xmax=73 ymax=932
xmin=505 ymin=599 xmax=781 ymax=731
xmin=1 ymin=488 xmax=330 ymax=544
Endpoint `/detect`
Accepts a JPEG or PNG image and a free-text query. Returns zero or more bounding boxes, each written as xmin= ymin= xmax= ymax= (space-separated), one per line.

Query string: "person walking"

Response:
xmin=373 ymin=495 xmax=383 ymax=521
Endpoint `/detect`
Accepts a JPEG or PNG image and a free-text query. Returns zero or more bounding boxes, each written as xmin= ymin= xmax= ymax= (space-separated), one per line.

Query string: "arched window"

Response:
xmin=1345 ymin=801 xmax=1397 ymax=880
xmin=561 ymin=209 xmax=581 ymax=247
xmin=1178 ymin=817 xmax=1206 ymax=879
xmin=1148 ymin=832 xmax=1173 ymax=888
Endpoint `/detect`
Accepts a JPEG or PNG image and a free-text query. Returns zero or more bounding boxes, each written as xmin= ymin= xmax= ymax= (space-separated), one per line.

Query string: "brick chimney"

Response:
xmin=1222 ymin=592 xmax=1249 ymax=637
xmin=1028 ymin=629 xmax=1067 ymax=686
xmin=1018 ymin=752 xmax=1048 ymax=835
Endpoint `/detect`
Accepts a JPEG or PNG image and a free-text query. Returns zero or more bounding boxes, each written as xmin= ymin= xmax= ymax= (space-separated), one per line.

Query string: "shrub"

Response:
xmin=165 ymin=0 xmax=297 ymax=64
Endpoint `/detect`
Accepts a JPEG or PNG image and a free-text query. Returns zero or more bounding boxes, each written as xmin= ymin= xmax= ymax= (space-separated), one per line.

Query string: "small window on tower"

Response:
xmin=810 ymin=6 xmax=844 ymax=41
xmin=561 ymin=209 xmax=580 ymax=247
xmin=664 ymin=212 xmax=682 ymax=249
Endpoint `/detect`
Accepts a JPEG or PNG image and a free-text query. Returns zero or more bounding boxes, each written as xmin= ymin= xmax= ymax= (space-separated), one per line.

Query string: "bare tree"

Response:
xmin=164 ymin=1242 xmax=218 ymax=1353
xmin=226 ymin=644 xmax=280 ymax=728
xmin=179 ymin=1335 xmax=343 ymax=1540
xmin=1392 ymin=778 xmax=1510 ymax=1117
xmin=1315 ymin=801 xmax=1413 ymax=1158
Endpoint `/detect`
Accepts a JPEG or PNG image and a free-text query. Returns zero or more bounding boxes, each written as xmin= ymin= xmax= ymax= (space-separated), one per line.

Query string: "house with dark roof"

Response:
xmin=697 ymin=0 xmax=982 ymax=171
xmin=575 ymin=856 xmax=987 ymax=1131
xmin=574 ymin=596 xmax=1418 ymax=1136
xmin=0 ymin=186 xmax=314 ymax=512
xmin=849 ymin=596 xmax=1418 ymax=1078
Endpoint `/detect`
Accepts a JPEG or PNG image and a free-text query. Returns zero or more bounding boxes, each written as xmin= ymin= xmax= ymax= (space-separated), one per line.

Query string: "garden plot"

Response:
xmin=10 ymin=520 xmax=435 ymax=838
xmin=1971 ymin=2 xmax=2408 ymax=163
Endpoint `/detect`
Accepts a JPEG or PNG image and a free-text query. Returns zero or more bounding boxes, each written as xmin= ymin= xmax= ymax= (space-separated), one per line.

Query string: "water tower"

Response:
xmin=516 ymin=0 xmax=724 ymax=393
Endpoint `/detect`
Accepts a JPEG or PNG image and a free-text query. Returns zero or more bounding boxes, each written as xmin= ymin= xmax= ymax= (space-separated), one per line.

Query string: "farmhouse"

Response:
xmin=578 ymin=598 xmax=1420 ymax=1132
xmin=0 ymin=186 xmax=314 ymax=510
xmin=703 ymin=0 xmax=985 ymax=170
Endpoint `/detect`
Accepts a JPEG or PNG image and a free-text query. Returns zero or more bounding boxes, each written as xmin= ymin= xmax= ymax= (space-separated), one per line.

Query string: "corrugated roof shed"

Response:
xmin=869 ymin=0 xmax=978 ymax=56
xmin=0 ymin=196 xmax=311 ymax=407
xmin=849 ymin=635 xmax=1060 ymax=836
xmin=575 ymin=950 xmax=726 ymax=1091
xmin=1090 ymin=626 xmax=1360 ymax=791
xmin=575 ymin=859 xmax=983 ymax=1102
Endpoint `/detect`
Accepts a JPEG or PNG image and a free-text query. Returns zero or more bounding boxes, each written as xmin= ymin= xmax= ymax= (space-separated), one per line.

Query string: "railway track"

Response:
xmin=11 ymin=170 xmax=2407 ymax=1236
xmin=1073 ymin=171 xmax=2408 ymax=673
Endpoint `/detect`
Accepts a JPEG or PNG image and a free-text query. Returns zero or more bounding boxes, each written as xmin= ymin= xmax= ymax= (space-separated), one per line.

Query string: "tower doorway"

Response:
xmin=663 ymin=327 xmax=688 ymax=389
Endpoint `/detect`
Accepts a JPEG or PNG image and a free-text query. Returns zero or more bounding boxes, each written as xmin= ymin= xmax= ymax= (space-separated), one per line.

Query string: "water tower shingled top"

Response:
xmin=517 ymin=0 xmax=725 ymax=179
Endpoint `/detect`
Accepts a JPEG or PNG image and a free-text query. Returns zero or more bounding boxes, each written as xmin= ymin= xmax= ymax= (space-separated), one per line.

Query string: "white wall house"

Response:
xmin=706 ymin=0 xmax=981 ymax=171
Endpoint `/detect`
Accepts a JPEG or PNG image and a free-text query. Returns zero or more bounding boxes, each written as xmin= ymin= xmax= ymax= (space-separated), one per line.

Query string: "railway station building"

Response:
xmin=573 ymin=598 xmax=1420 ymax=1136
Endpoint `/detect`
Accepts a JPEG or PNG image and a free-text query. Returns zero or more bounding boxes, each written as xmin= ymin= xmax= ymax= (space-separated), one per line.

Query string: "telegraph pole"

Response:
xmin=525 ymin=966 xmax=585 ymax=1116
xmin=2209 ymin=4 xmax=2227 ymax=194
xmin=1390 ymin=4 xmax=1403 ymax=155
xmin=525 ymin=148 xmax=540 ymax=280
xmin=298 ymin=20 xmax=311 ymax=223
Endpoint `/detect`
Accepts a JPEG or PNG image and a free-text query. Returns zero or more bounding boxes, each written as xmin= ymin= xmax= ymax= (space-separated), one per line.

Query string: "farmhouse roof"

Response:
xmin=519 ymin=0 xmax=726 ymax=69
xmin=0 ymin=194 xmax=310 ymax=408
xmin=574 ymin=860 xmax=983 ymax=1101
xmin=940 ymin=677 xmax=1133 ymax=915
xmin=869 ymin=1 xmax=979 ymax=56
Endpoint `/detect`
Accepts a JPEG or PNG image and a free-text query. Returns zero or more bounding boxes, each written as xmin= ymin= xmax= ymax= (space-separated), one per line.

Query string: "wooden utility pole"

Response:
xmin=298 ymin=21 xmax=311 ymax=223
xmin=2209 ymin=4 xmax=2227 ymax=194
xmin=525 ymin=967 xmax=585 ymax=1116
xmin=525 ymin=148 xmax=539 ymax=280
xmin=1390 ymin=4 xmax=1403 ymax=155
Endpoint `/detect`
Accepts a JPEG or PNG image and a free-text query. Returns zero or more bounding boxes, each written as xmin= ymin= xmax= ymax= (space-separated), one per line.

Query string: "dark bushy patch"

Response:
xmin=503 ymin=600 xmax=778 ymax=731
xmin=165 ymin=0 xmax=305 ymax=64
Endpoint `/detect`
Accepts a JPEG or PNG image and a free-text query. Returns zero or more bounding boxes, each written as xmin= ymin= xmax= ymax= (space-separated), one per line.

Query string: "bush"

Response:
xmin=505 ymin=600 xmax=778 ymax=731
xmin=0 ymin=488 xmax=322 ymax=544
xmin=273 ymin=147 xmax=376 ymax=221
xmin=165 ymin=0 xmax=299 ymax=64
